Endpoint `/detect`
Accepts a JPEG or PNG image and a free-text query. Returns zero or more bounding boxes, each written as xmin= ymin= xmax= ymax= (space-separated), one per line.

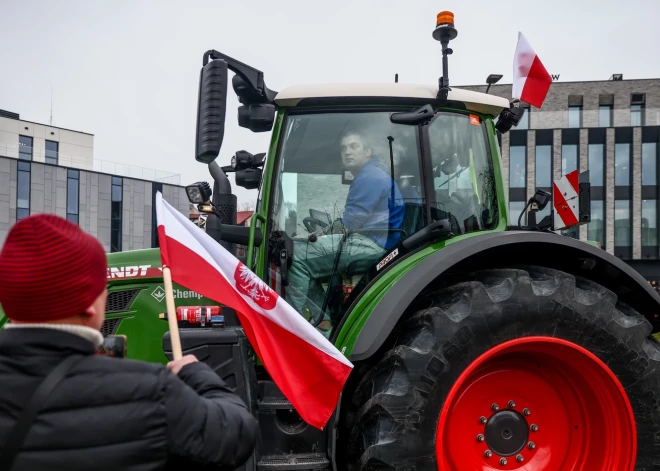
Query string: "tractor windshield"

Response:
xmin=267 ymin=110 xmax=496 ymax=337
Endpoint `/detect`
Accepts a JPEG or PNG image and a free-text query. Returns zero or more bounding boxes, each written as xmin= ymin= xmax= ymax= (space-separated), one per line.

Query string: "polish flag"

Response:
xmin=155 ymin=192 xmax=353 ymax=430
xmin=512 ymin=32 xmax=552 ymax=108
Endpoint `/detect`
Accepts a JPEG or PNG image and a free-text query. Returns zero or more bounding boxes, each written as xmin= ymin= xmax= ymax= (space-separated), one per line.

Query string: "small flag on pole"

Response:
xmin=512 ymin=32 xmax=552 ymax=108
xmin=155 ymin=192 xmax=353 ymax=430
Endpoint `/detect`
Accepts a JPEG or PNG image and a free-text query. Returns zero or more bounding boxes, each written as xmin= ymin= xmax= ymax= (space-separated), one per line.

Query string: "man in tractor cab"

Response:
xmin=286 ymin=129 xmax=406 ymax=335
xmin=0 ymin=214 xmax=257 ymax=471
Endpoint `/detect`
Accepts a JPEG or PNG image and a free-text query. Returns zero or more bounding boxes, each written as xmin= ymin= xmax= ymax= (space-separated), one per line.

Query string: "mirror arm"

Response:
xmin=203 ymin=50 xmax=277 ymax=104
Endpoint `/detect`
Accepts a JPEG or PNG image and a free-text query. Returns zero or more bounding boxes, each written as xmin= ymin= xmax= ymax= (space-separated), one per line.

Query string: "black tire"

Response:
xmin=342 ymin=265 xmax=660 ymax=471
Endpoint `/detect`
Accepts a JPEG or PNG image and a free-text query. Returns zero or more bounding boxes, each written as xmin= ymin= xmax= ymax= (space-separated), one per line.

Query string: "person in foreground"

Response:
xmin=0 ymin=214 xmax=258 ymax=471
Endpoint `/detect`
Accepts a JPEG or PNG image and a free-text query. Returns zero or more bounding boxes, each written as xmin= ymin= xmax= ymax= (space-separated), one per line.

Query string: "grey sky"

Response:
xmin=2 ymin=0 xmax=659 ymax=207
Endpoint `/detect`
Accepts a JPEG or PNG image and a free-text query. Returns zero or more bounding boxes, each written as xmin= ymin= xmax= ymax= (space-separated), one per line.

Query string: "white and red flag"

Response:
xmin=155 ymin=192 xmax=353 ymax=430
xmin=512 ymin=32 xmax=552 ymax=108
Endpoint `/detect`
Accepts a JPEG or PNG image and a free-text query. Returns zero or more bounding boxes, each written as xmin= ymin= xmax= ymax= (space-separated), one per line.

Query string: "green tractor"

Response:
xmin=6 ymin=13 xmax=660 ymax=470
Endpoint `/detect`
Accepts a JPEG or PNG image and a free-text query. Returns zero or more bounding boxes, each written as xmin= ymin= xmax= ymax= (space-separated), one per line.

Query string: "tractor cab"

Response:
xmin=261 ymin=91 xmax=507 ymax=337
xmin=183 ymin=12 xmax=525 ymax=339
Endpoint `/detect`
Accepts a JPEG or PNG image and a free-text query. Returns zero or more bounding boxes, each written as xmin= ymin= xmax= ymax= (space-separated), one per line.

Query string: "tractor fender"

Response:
xmin=350 ymin=230 xmax=660 ymax=362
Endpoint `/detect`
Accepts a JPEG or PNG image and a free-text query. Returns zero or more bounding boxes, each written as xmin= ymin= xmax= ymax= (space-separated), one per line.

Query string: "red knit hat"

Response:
xmin=0 ymin=214 xmax=108 ymax=322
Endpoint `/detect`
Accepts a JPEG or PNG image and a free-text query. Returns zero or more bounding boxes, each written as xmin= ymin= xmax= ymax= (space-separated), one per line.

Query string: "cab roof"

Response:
xmin=274 ymin=83 xmax=510 ymax=117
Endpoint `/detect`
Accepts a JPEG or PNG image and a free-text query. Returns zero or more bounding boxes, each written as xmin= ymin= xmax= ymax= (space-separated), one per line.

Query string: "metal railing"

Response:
xmin=0 ymin=143 xmax=181 ymax=185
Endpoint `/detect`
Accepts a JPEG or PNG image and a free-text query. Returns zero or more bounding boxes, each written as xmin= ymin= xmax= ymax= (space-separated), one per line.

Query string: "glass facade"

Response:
xmin=535 ymin=145 xmax=552 ymax=188
xmin=562 ymin=144 xmax=578 ymax=175
xmin=111 ymin=177 xmax=123 ymax=252
xmin=642 ymin=143 xmax=657 ymax=186
xmin=599 ymin=105 xmax=612 ymax=127
xmin=509 ymin=146 xmax=526 ymax=188
xmin=588 ymin=144 xmax=604 ymax=186
xmin=642 ymin=199 xmax=657 ymax=249
xmin=67 ymin=169 xmax=79 ymax=224
xmin=17 ymin=161 xmax=30 ymax=220
xmin=568 ymin=106 xmax=582 ymax=128
xmin=615 ymin=143 xmax=631 ymax=186
xmin=18 ymin=136 xmax=32 ymax=161
xmin=45 ymin=140 xmax=58 ymax=165
xmin=614 ymin=200 xmax=631 ymax=257
xmin=588 ymin=200 xmax=605 ymax=248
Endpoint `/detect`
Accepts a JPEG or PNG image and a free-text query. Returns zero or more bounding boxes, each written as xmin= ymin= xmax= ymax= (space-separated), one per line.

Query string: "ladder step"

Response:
xmin=257 ymin=455 xmax=330 ymax=470
xmin=258 ymin=397 xmax=293 ymax=409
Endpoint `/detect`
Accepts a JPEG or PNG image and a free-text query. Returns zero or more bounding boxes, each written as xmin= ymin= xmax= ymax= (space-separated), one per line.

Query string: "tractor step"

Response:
xmin=257 ymin=454 xmax=330 ymax=470
xmin=258 ymin=380 xmax=293 ymax=410
xmin=258 ymin=396 xmax=293 ymax=409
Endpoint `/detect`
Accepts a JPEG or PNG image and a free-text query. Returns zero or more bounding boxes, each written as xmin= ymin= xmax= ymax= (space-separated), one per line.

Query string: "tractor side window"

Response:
xmin=428 ymin=112 xmax=496 ymax=233
xmin=268 ymin=111 xmax=425 ymax=338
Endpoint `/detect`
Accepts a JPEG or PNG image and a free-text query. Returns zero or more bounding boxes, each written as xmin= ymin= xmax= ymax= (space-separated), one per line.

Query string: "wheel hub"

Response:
xmin=485 ymin=410 xmax=529 ymax=457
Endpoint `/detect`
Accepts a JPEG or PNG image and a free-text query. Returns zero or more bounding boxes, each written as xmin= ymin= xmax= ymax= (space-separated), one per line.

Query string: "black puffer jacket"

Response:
xmin=0 ymin=328 xmax=258 ymax=471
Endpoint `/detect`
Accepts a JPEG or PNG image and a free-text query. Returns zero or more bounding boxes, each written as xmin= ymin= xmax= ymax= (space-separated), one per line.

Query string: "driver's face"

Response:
xmin=340 ymin=134 xmax=371 ymax=174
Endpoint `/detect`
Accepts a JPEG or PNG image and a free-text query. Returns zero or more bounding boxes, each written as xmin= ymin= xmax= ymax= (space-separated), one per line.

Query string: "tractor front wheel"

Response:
xmin=343 ymin=266 xmax=660 ymax=470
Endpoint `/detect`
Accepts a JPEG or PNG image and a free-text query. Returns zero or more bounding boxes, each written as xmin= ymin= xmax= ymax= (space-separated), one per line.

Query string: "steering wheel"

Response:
xmin=303 ymin=216 xmax=328 ymax=233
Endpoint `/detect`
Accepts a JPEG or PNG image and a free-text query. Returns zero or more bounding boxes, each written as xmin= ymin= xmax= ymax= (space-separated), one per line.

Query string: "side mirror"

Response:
xmin=195 ymin=59 xmax=228 ymax=164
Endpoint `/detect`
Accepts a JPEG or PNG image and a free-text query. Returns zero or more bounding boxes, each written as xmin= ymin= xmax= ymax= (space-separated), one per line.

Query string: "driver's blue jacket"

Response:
xmin=342 ymin=159 xmax=405 ymax=250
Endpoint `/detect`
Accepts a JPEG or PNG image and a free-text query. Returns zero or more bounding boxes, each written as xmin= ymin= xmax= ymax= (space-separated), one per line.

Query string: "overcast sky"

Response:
xmin=2 ymin=0 xmax=659 ymax=207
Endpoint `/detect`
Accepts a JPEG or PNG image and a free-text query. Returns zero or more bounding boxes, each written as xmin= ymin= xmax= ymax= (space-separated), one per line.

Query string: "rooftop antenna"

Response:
xmin=395 ymin=73 xmax=399 ymax=83
xmin=49 ymin=85 xmax=53 ymax=126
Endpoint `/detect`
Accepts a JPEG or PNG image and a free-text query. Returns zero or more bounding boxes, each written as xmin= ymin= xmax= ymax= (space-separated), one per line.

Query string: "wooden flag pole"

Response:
xmin=162 ymin=266 xmax=182 ymax=360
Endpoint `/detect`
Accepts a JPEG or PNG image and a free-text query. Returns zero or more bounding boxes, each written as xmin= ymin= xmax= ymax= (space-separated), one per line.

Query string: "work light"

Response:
xmin=185 ymin=182 xmax=212 ymax=204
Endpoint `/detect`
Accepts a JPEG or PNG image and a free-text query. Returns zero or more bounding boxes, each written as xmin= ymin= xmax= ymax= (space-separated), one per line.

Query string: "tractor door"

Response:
xmin=265 ymin=110 xmax=427 ymax=337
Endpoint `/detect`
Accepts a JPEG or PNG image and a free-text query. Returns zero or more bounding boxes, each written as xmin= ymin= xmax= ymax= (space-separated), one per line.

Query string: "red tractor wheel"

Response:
xmin=437 ymin=337 xmax=636 ymax=470
xmin=343 ymin=266 xmax=660 ymax=471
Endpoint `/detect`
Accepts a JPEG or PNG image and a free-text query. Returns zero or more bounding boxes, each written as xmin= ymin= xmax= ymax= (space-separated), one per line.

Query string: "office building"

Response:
xmin=462 ymin=76 xmax=660 ymax=279
xmin=0 ymin=109 xmax=190 ymax=251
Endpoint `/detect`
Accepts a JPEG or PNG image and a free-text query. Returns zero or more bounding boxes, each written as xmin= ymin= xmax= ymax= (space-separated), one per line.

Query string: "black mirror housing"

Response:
xmin=238 ymin=104 xmax=276 ymax=132
xmin=195 ymin=60 xmax=228 ymax=164
xmin=236 ymin=168 xmax=262 ymax=190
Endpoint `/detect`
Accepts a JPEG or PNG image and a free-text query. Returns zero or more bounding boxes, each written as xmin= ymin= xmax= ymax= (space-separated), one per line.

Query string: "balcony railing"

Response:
xmin=0 ymin=143 xmax=181 ymax=185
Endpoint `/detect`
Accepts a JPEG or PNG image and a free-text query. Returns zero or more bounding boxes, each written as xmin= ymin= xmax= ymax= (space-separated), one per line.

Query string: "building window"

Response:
xmin=588 ymin=200 xmax=605 ymax=248
xmin=562 ymin=144 xmax=578 ymax=175
xmin=509 ymin=145 xmax=526 ymax=189
xmin=568 ymin=106 xmax=582 ymax=128
xmin=17 ymin=161 xmax=30 ymax=220
xmin=615 ymin=143 xmax=631 ymax=186
xmin=515 ymin=108 xmax=529 ymax=130
xmin=642 ymin=199 xmax=658 ymax=259
xmin=151 ymin=182 xmax=163 ymax=248
xmin=599 ymin=105 xmax=612 ymax=127
xmin=67 ymin=169 xmax=79 ymax=224
xmin=642 ymin=142 xmax=657 ymax=187
xmin=588 ymin=144 xmax=605 ymax=187
xmin=45 ymin=140 xmax=58 ymax=165
xmin=510 ymin=201 xmax=526 ymax=226
xmin=535 ymin=145 xmax=552 ymax=188
xmin=18 ymin=136 xmax=32 ymax=161
xmin=111 ymin=176 xmax=123 ymax=252
xmin=631 ymin=104 xmax=644 ymax=126
xmin=614 ymin=199 xmax=631 ymax=258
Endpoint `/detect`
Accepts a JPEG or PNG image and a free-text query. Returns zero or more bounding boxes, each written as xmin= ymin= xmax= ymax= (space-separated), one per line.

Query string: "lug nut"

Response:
xmin=516 ymin=454 xmax=524 ymax=463
xmin=500 ymin=457 xmax=508 ymax=465
xmin=531 ymin=424 xmax=539 ymax=432
xmin=528 ymin=442 xmax=536 ymax=449
xmin=484 ymin=450 xmax=492 ymax=458
xmin=492 ymin=403 xmax=500 ymax=411
xmin=477 ymin=434 xmax=485 ymax=442
xmin=508 ymin=400 xmax=516 ymax=408
xmin=523 ymin=408 xmax=531 ymax=416
xmin=480 ymin=416 xmax=487 ymax=424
